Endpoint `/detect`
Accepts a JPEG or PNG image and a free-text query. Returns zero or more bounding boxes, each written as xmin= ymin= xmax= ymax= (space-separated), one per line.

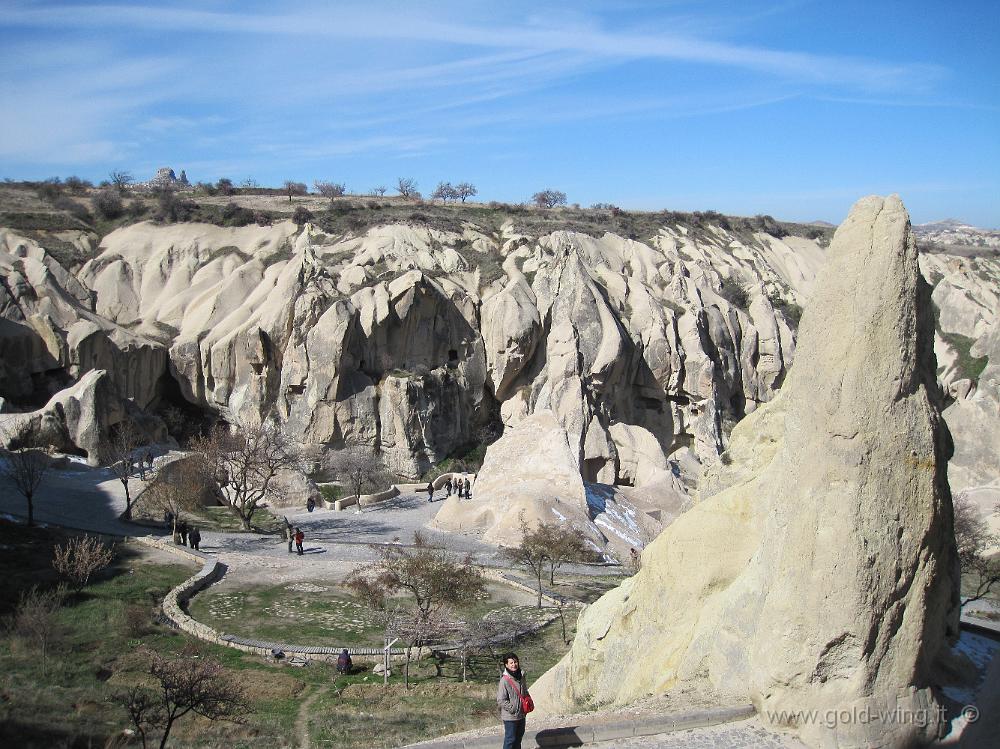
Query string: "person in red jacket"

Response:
xmin=294 ymin=527 xmax=305 ymax=555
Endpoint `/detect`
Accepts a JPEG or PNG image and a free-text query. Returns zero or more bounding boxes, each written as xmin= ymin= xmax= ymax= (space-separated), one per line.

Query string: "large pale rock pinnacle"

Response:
xmin=431 ymin=410 xmax=661 ymax=558
xmin=531 ymin=195 xmax=961 ymax=748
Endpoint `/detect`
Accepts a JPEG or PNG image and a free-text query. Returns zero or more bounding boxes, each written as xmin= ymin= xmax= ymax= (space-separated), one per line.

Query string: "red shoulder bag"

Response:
xmin=503 ymin=674 xmax=534 ymax=714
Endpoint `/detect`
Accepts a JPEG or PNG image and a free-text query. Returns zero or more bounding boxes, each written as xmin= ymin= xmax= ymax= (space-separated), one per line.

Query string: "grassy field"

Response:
xmin=190 ymin=580 xmax=548 ymax=648
xmin=0 ymin=519 xmax=582 ymax=747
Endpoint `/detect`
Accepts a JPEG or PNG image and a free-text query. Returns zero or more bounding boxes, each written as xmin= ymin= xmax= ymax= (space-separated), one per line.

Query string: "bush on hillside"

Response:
xmin=292 ymin=206 xmax=313 ymax=225
xmin=92 ymin=189 xmax=124 ymax=220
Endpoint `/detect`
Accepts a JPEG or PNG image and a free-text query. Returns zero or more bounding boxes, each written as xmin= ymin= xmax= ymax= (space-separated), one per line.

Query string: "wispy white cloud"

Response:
xmin=1 ymin=3 xmax=945 ymax=93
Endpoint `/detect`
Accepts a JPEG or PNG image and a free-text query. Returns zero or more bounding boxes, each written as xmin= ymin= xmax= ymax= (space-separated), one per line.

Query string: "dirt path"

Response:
xmin=295 ymin=684 xmax=325 ymax=748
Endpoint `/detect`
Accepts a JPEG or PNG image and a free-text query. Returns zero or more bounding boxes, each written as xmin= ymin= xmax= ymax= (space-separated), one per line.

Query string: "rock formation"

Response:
xmin=0 ymin=369 xmax=166 ymax=464
xmin=68 ymin=217 xmax=815 ymax=482
xmin=431 ymin=409 xmax=661 ymax=559
xmin=531 ymin=196 xmax=961 ymax=749
xmin=1 ymin=203 xmax=997 ymax=558
xmin=0 ymin=230 xmax=166 ymax=409
xmin=921 ymin=251 xmax=1000 ymax=543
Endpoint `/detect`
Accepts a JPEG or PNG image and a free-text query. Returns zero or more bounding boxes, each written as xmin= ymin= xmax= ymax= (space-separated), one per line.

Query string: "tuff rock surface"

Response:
xmin=1 ymin=204 xmax=996 ymax=555
xmin=531 ymin=196 xmax=961 ymax=748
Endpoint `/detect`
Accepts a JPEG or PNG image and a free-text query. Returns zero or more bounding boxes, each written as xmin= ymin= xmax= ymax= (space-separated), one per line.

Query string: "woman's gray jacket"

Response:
xmin=497 ymin=671 xmax=527 ymax=721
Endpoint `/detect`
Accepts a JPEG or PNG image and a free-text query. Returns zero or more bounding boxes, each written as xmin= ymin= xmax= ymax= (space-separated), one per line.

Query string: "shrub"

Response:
xmin=156 ymin=189 xmax=195 ymax=222
xmin=719 ymin=276 xmax=750 ymax=309
xmin=772 ymin=298 xmax=803 ymax=327
xmin=92 ymin=189 xmax=124 ymax=219
xmin=222 ymin=201 xmax=255 ymax=227
xmin=35 ymin=179 xmax=63 ymax=201
xmin=52 ymin=535 xmax=115 ymax=591
xmin=64 ymin=175 xmax=92 ymax=194
xmin=52 ymin=195 xmax=92 ymax=222
xmin=292 ymin=206 xmax=313 ymax=225
xmin=9 ymin=584 xmax=68 ymax=674
xmin=216 ymin=178 xmax=235 ymax=196
xmin=253 ymin=210 xmax=272 ymax=226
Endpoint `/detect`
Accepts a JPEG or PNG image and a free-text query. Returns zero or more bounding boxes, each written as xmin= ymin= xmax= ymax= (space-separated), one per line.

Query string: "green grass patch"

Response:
xmin=192 ymin=506 xmax=286 ymax=534
xmin=940 ymin=329 xmax=989 ymax=383
xmin=319 ymin=484 xmax=343 ymax=503
xmin=190 ymin=581 xmax=542 ymax=648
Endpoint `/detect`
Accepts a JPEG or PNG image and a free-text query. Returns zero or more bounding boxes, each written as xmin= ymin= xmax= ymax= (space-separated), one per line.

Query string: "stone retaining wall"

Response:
xmin=319 ymin=474 xmax=478 ymax=511
xmin=137 ymin=537 xmax=562 ymax=665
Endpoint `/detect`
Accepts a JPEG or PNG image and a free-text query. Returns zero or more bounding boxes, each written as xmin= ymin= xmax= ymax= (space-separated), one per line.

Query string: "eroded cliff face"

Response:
xmin=1 ymin=206 xmax=996 ymax=531
xmin=531 ymin=196 xmax=961 ymax=748
xmin=55 ymin=215 xmax=819 ymax=479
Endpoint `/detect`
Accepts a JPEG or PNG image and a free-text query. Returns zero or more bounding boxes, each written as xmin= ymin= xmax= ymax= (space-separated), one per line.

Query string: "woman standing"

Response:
xmin=497 ymin=652 xmax=531 ymax=749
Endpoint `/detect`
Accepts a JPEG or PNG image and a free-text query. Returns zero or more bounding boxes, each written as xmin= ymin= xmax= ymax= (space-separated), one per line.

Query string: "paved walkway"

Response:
xmin=588 ymin=718 xmax=803 ymax=748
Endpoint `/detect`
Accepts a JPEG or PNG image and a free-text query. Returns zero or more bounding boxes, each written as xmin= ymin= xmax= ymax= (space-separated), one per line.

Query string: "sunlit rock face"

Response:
xmin=531 ymin=196 xmax=961 ymax=749
xmin=3 ymin=203 xmax=996 ymax=522
xmin=60 ymin=217 xmax=814 ymax=477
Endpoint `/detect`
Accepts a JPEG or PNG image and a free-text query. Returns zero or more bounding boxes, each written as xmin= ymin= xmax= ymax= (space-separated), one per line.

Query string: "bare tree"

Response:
xmin=540 ymin=524 xmax=589 ymax=585
xmin=283 ymin=180 xmax=308 ymax=202
xmin=455 ymin=182 xmax=477 ymax=203
xmin=10 ymin=585 xmax=67 ymax=675
xmin=347 ymin=531 xmax=486 ymax=688
xmin=104 ymin=421 xmax=147 ymax=520
xmin=532 ymin=189 xmax=567 ymax=209
xmin=502 ymin=515 xmax=550 ymax=608
xmin=314 ymin=180 xmax=346 ymax=198
xmin=109 ymin=170 xmax=133 ymax=193
xmin=139 ymin=458 xmax=207 ymax=539
xmin=119 ymin=686 xmax=161 ymax=749
xmin=326 ymin=447 xmax=390 ymax=509
xmin=954 ymin=493 xmax=1000 ymax=606
xmin=118 ymin=648 xmax=247 ymax=749
xmin=0 ymin=436 xmax=50 ymax=526
xmin=191 ymin=420 xmax=299 ymax=530
xmin=52 ymin=535 xmax=115 ymax=592
xmin=396 ymin=177 xmax=419 ymax=199
xmin=372 ymin=185 xmax=388 ymax=197
xmin=431 ymin=182 xmax=457 ymax=202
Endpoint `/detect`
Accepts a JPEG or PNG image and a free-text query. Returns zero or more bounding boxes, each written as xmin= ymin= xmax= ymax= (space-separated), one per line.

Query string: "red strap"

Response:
xmin=503 ymin=673 xmax=525 ymax=697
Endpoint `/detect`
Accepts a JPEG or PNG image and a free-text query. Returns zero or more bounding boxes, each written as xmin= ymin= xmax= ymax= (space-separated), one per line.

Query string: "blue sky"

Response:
xmin=2 ymin=1 xmax=998 ymax=226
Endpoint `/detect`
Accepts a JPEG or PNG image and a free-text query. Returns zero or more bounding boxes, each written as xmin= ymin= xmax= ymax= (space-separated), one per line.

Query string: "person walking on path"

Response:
xmin=426 ymin=481 xmax=434 ymax=503
xmin=178 ymin=520 xmax=189 ymax=547
xmin=294 ymin=527 xmax=305 ymax=555
xmin=497 ymin=652 xmax=530 ymax=749
xmin=457 ymin=475 xmax=465 ymax=499
xmin=189 ymin=526 xmax=201 ymax=551
xmin=464 ymin=477 xmax=472 ymax=499
xmin=306 ymin=497 xmax=315 ymax=513
xmin=445 ymin=477 xmax=453 ymax=497
xmin=284 ymin=517 xmax=294 ymax=553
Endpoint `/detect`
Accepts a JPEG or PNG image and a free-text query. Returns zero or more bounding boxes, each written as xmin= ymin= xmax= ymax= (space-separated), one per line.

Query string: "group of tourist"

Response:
xmin=164 ymin=511 xmax=201 ymax=550
xmin=133 ymin=449 xmax=156 ymax=480
xmin=426 ymin=474 xmax=474 ymax=503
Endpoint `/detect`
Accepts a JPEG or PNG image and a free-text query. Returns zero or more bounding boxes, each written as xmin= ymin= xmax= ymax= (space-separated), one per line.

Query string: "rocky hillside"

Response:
xmin=534 ymin=195 xmax=961 ymax=749
xmin=915 ymin=218 xmax=1000 ymax=252
xmin=0 ymin=200 xmax=996 ymax=542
